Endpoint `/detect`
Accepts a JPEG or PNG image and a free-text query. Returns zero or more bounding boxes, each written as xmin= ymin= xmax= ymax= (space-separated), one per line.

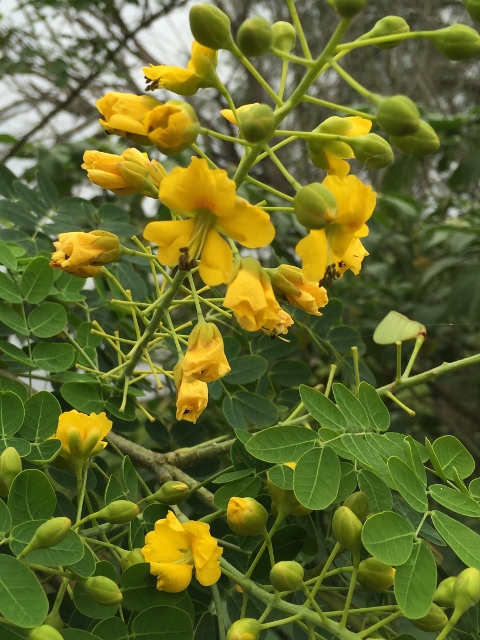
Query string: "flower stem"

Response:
xmin=211 ymin=583 xmax=226 ymax=640
xmin=285 ymin=0 xmax=312 ymax=60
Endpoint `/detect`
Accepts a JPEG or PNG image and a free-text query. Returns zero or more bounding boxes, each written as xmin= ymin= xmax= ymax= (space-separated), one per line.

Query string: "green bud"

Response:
xmin=28 ymin=625 xmax=64 ymax=640
xmin=357 ymin=557 xmax=395 ymax=592
xmin=239 ymin=103 xmax=275 ymax=143
xmin=294 ymin=183 xmax=337 ymax=230
xmin=377 ymin=95 xmax=420 ymax=136
xmin=390 ymin=120 xmax=440 ymax=157
xmin=411 ymin=603 xmax=448 ymax=632
xmin=332 ymin=506 xmax=363 ymax=557
xmin=120 ymin=547 xmax=146 ymax=571
xmin=453 ymin=567 xmax=480 ymax=615
xmin=97 ymin=500 xmax=140 ymax=524
xmin=307 ymin=140 xmax=330 ymax=170
xmin=150 ymin=480 xmax=190 ymax=505
xmin=31 ymin=517 xmax=72 ymax=550
xmin=465 ymin=0 xmax=480 ymax=22
xmin=343 ymin=492 xmax=369 ymax=522
xmin=433 ymin=576 xmax=456 ymax=608
xmin=333 ymin=0 xmax=368 ymax=18
xmin=266 ymin=468 xmax=312 ymax=518
xmin=237 ymin=17 xmax=273 ymax=57
xmin=348 ymin=133 xmax=394 ymax=168
xmin=226 ymin=618 xmax=261 ymax=640
xmin=227 ymin=496 xmax=268 ymax=536
xmin=189 ymin=4 xmax=233 ymax=50
xmin=270 ymin=561 xmax=304 ymax=591
xmin=426 ymin=24 xmax=480 ymax=60
xmin=0 ymin=446 xmax=22 ymax=497
xmin=84 ymin=576 xmax=123 ymax=606
xmin=362 ymin=16 xmax=410 ymax=49
xmin=271 ymin=21 xmax=296 ymax=53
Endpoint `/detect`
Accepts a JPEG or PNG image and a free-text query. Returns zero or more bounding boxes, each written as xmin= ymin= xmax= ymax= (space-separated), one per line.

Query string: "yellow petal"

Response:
xmin=142 ymin=65 xmax=200 ymax=96
xmin=295 ymin=230 xmax=330 ymax=283
xmin=216 ymin=197 xmax=275 ymax=248
xmin=198 ymin=229 xmax=233 ymax=286
xmin=144 ymin=219 xmax=195 ymax=267
xmin=149 ymin=562 xmax=193 ymax=592
xmin=323 ymin=175 xmax=376 ymax=230
xmin=142 ymin=512 xmax=190 ymax=563
xmin=340 ymin=238 xmax=369 ymax=275
xmin=344 ymin=116 xmax=372 ymax=137
xmin=219 ymin=103 xmax=259 ymax=126
xmin=100 ymin=114 xmax=148 ymax=136
xmin=326 ymin=155 xmax=351 ymax=178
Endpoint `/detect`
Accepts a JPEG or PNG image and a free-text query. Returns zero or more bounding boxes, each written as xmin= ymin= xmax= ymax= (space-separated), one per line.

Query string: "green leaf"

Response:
xmin=0 ymin=304 xmax=29 ymax=336
xmin=93 ymin=617 xmax=129 ymax=640
xmin=0 ymin=498 xmax=12 ymax=533
xmin=0 ymin=273 xmax=22 ymax=303
xmin=213 ymin=475 xmax=262 ymax=510
xmin=121 ymin=564 xmax=193 ymax=613
xmin=234 ymin=391 xmax=279 ymax=428
xmin=469 ymin=477 xmax=480 ymax=499
xmin=0 ymin=555 xmax=49 ymax=627
xmin=341 ymin=435 xmax=388 ymax=473
xmin=362 ymin=511 xmax=415 ymax=565
xmin=388 ymin=457 xmax=428 ymax=512
xmin=0 ymin=376 xmax=27 ymax=403
xmin=249 ymin=524 xmax=308 ymax=580
xmin=431 ymin=435 xmax=475 ymax=480
xmin=336 ymin=462 xmax=358 ymax=502
xmin=429 ymin=485 xmax=480 ymax=517
xmin=0 ymin=340 xmax=34 ymax=367
xmin=131 ymin=605 xmax=193 ymax=640
xmin=299 ymin=385 xmax=347 ymax=431
xmin=25 ymin=440 xmax=61 ymax=465
xmin=268 ymin=464 xmax=294 ymax=490
xmin=293 ymin=446 xmax=341 ymax=510
xmin=9 ymin=519 xmax=84 ymax=566
xmin=403 ymin=436 xmax=427 ymax=485
xmin=33 ymin=343 xmax=76 ymax=372
xmin=224 ymin=355 xmax=268 ymax=384
xmin=60 ymin=381 xmax=105 ymax=413
xmin=20 ymin=257 xmax=54 ymax=304
xmin=105 ymin=475 xmax=127 ymax=505
xmin=67 ymin=541 xmax=96 ymax=579
xmin=0 ymin=239 xmax=17 ymax=271
xmin=373 ymin=311 xmax=426 ymax=344
xmin=211 ymin=469 xmax=254 ymax=484
xmin=20 ymin=391 xmax=61 ymax=441
xmin=77 ymin=322 xmax=102 ymax=349
xmin=121 ymin=456 xmax=138 ymax=501
xmin=326 ymin=325 xmax=365 ymax=354
xmin=0 ymin=438 xmax=31 ymax=457
xmin=61 ymin=630 xmax=101 ymax=640
xmin=358 ymin=382 xmax=390 ymax=431
xmin=8 ymin=469 xmax=56 ymax=526
xmin=0 ymin=392 xmax=24 ymax=438
xmin=246 ymin=426 xmax=319 ymax=463
xmin=222 ymin=396 xmax=247 ymax=430
xmin=431 ymin=510 xmax=480 ymax=569
xmin=270 ymin=360 xmax=311 ymax=387
xmin=394 ymin=540 xmax=437 ymax=618
xmin=28 ymin=302 xmax=67 ymax=338
xmin=37 ymin=171 xmax=59 ymax=209
xmin=194 ymin=613 xmax=216 ymax=640
xmin=332 ymin=383 xmax=369 ymax=430
xmin=358 ymin=470 xmax=392 ymax=512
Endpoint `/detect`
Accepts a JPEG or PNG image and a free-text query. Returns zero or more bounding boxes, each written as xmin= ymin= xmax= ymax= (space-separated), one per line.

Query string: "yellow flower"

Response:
xmin=269 ymin=264 xmax=329 ymax=316
xmin=174 ymin=362 xmax=208 ymax=423
xmin=296 ymin=174 xmax=376 ymax=283
xmin=220 ymin=103 xmax=260 ymax=125
xmin=143 ymin=157 xmax=275 ymax=286
xmin=182 ymin=322 xmax=231 ymax=383
xmin=50 ymin=230 xmax=121 ymax=278
xmin=223 ymin=258 xmax=281 ymax=332
xmin=81 ymin=148 xmax=166 ymax=197
xmin=143 ymin=41 xmax=218 ymax=96
xmin=53 ymin=410 xmax=112 ymax=463
xmin=145 ymin=101 xmax=200 ymax=155
xmin=96 ymin=92 xmax=161 ymax=142
xmin=141 ymin=511 xmax=223 ymax=592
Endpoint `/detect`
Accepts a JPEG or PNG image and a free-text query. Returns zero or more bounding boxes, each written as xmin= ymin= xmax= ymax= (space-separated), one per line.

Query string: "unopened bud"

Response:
xmin=120 ymin=547 xmax=146 ymax=571
xmin=465 ymin=0 xmax=480 ymax=22
xmin=332 ymin=506 xmax=363 ymax=557
xmin=357 ymin=557 xmax=395 ymax=592
xmin=411 ymin=603 xmax=448 ymax=632
xmin=270 ymin=561 xmax=304 ymax=591
xmin=453 ymin=567 xmax=480 ymax=615
xmin=189 ymin=4 xmax=233 ymax=51
xmin=83 ymin=576 xmax=123 ymax=606
xmin=271 ymin=21 xmax=296 ymax=53
xmin=31 ymin=517 xmax=72 ymax=550
xmin=433 ymin=576 xmax=456 ymax=608
xmin=97 ymin=500 xmax=140 ymax=524
xmin=0 ymin=447 xmax=22 ymax=497
xmin=333 ymin=0 xmax=368 ymax=18
xmin=294 ymin=183 xmax=337 ymax=230
xmin=348 ymin=133 xmax=394 ymax=168
xmin=226 ymin=618 xmax=261 ymax=640
xmin=227 ymin=497 xmax=268 ymax=536
xmin=239 ymin=103 xmax=275 ymax=143
xmin=150 ymin=481 xmax=190 ymax=505
xmin=377 ymin=95 xmax=420 ymax=136
xmin=237 ymin=17 xmax=273 ymax=57
xmin=362 ymin=16 xmax=410 ymax=49
xmin=267 ymin=468 xmax=312 ymax=518
xmin=390 ymin=120 xmax=440 ymax=157
xmin=426 ymin=24 xmax=480 ymax=60
xmin=28 ymin=626 xmax=64 ymax=640
xmin=343 ymin=492 xmax=369 ymax=522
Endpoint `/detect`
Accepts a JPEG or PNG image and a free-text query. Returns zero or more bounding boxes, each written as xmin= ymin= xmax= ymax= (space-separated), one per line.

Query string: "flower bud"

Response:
xmin=411 ymin=603 xmax=448 ymax=632
xmin=433 ymin=576 xmax=456 ymax=608
xmin=465 ymin=0 xmax=480 ymax=22
xmin=294 ymin=183 xmax=337 ymax=230
xmin=239 ymin=103 xmax=276 ymax=143
xmin=30 ymin=517 xmax=72 ymax=550
xmin=97 ymin=500 xmax=140 ymax=524
xmin=271 ymin=21 xmax=296 ymax=53
xmin=83 ymin=576 xmax=123 ymax=606
xmin=333 ymin=0 xmax=368 ymax=18
xmin=332 ymin=506 xmax=362 ymax=557
xmin=343 ymin=492 xmax=369 ymax=523
xmin=145 ymin=101 xmax=200 ymax=156
xmin=150 ymin=481 xmax=190 ymax=505
xmin=357 ymin=557 xmax=395 ymax=592
xmin=237 ymin=17 xmax=273 ymax=57
xmin=120 ymin=547 xmax=146 ymax=571
xmin=426 ymin=24 xmax=480 ymax=60
xmin=227 ymin=497 xmax=268 ymax=536
xmin=390 ymin=120 xmax=440 ymax=157
xmin=226 ymin=618 xmax=261 ymax=640
xmin=376 ymin=95 xmax=420 ymax=136
xmin=347 ymin=134 xmax=394 ymax=169
xmin=453 ymin=567 xmax=480 ymax=615
xmin=362 ymin=16 xmax=410 ymax=49
xmin=267 ymin=466 xmax=311 ymax=518
xmin=0 ymin=446 xmax=22 ymax=497
xmin=28 ymin=626 xmax=64 ymax=640
xmin=270 ymin=561 xmax=304 ymax=591
xmin=189 ymin=4 xmax=234 ymax=51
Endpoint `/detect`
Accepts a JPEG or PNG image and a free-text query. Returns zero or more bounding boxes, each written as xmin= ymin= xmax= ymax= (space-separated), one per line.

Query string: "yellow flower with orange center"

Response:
xmin=52 ymin=410 xmax=112 ymax=466
xmin=143 ymin=158 xmax=275 ymax=286
xmin=269 ymin=264 xmax=329 ymax=316
xmin=182 ymin=322 xmax=230 ymax=382
xmin=50 ymin=230 xmax=121 ymax=278
xmin=142 ymin=511 xmax=222 ymax=592
xmin=96 ymin=92 xmax=161 ymax=143
xmin=174 ymin=362 xmax=208 ymax=423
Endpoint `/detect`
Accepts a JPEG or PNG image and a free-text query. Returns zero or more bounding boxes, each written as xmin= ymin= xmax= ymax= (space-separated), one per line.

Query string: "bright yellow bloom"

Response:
xmin=296 ymin=174 xmax=376 ymax=283
xmin=142 ymin=511 xmax=223 ymax=592
xmin=53 ymin=410 xmax=112 ymax=463
xmin=145 ymin=101 xmax=200 ymax=155
xmin=50 ymin=231 xmax=121 ymax=278
xmin=269 ymin=264 xmax=328 ymax=316
xmin=81 ymin=148 xmax=166 ymax=197
xmin=220 ymin=103 xmax=260 ymax=125
xmin=143 ymin=158 xmax=275 ymax=286
xmin=174 ymin=362 xmax=208 ymax=423
xmin=182 ymin=322 xmax=231 ymax=383
xmin=223 ymin=258 xmax=281 ymax=332
xmin=268 ymin=309 xmax=294 ymax=337
xmin=96 ymin=92 xmax=161 ymax=142
xmin=143 ymin=41 xmax=218 ymax=97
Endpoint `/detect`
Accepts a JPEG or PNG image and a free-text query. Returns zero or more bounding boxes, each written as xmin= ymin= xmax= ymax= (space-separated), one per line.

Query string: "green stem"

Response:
xmin=245 ymin=175 xmax=294 ymax=202
xmin=285 ymin=0 xmax=312 ymax=59
xmin=325 ymin=364 xmax=337 ymax=398
xmin=335 ymin=30 xmax=430 ymax=52
xmin=357 ymin=609 xmax=404 ymax=639
xmin=278 ymin=59 xmax=289 ymax=100
xmin=263 ymin=145 xmax=301 ymax=190
xmin=310 ymin=542 xmax=342 ymax=599
xmin=261 ymin=612 xmax=304 ymax=629
xmin=384 ymin=391 xmax=416 ymax=416
xmin=328 ymin=58 xmax=379 ymax=103
xmin=199 ymin=126 xmax=248 ymax=145
xmin=351 ymin=347 xmax=360 ymax=396
xmin=75 ymin=461 xmax=89 ymax=524
xmin=403 ymin=335 xmax=425 ymax=379
xmin=340 ymin=559 xmax=359 ymax=627
xmin=211 ymin=583 xmax=226 ymax=640
xmin=230 ymin=43 xmax=283 ymax=106
xmin=396 ymin=341 xmax=402 ymax=383
xmin=302 ymin=95 xmax=375 ymax=119
xmin=187 ymin=271 xmax=204 ymax=322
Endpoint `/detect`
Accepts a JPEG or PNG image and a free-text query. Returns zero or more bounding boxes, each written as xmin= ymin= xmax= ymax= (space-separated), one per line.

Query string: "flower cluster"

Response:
xmin=52 ymin=410 xmax=113 ymax=468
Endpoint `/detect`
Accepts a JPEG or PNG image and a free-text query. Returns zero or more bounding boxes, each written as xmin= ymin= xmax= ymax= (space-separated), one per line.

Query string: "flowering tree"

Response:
xmin=1 ymin=2 xmax=480 ymax=640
